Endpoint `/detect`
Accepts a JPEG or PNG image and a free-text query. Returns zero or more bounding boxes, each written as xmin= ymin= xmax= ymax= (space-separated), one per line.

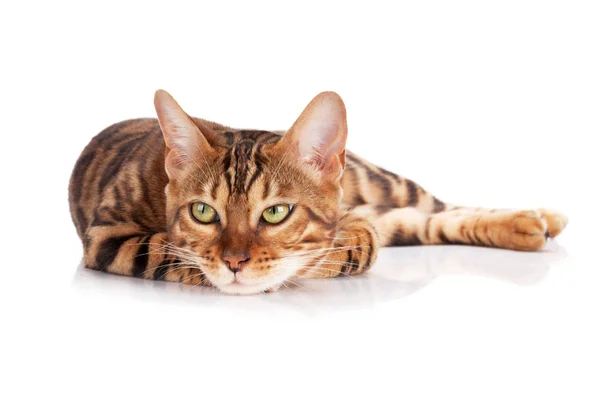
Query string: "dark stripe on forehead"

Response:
xmin=239 ymin=130 xmax=264 ymax=141
xmin=222 ymin=151 xmax=232 ymax=172
xmin=223 ymin=131 xmax=235 ymax=145
xmin=246 ymin=147 xmax=267 ymax=193
xmin=233 ymin=141 xmax=253 ymax=194
xmin=221 ymin=150 xmax=234 ymax=194
xmin=262 ymin=179 xmax=271 ymax=200
xmin=240 ymin=130 xmax=279 ymax=143
xmin=212 ymin=129 xmax=282 ymax=196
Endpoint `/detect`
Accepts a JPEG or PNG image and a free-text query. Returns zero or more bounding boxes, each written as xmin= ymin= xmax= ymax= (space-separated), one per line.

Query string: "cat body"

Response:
xmin=69 ymin=91 xmax=567 ymax=294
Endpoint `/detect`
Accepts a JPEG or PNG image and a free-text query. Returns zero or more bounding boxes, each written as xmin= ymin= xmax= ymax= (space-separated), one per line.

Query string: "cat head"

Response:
xmin=154 ymin=90 xmax=347 ymax=294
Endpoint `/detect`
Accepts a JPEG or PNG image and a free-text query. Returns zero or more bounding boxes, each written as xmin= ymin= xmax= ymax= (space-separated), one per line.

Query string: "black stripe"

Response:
xmin=438 ymin=230 xmax=458 ymax=245
xmin=353 ymin=191 xmax=367 ymax=206
xmin=153 ymin=257 xmax=176 ymax=280
xmin=263 ymin=134 xmax=281 ymax=144
xmin=406 ymin=180 xmax=419 ymax=206
xmin=91 ymin=211 xmax=116 ymax=227
xmin=131 ymin=209 xmax=151 ymax=231
xmin=233 ymin=142 xmax=252 ymax=194
xmin=113 ymin=186 xmax=123 ymax=209
xmin=107 ymin=208 xmax=127 ymax=223
xmin=472 ymin=230 xmax=486 ymax=246
xmin=340 ymin=250 xmax=353 ymax=275
xmin=262 ymin=178 xmax=270 ymax=200
xmin=132 ymin=236 xmax=150 ymax=277
xmin=349 ymin=246 xmax=361 ymax=273
xmin=224 ymin=171 xmax=233 ymax=194
xmin=424 ymin=216 xmax=433 ymax=241
xmin=222 ymin=150 xmax=234 ymax=193
xmin=256 ymin=131 xmax=280 ymax=144
xmin=222 ymin=151 xmax=232 ymax=172
xmin=433 ymin=198 xmax=445 ymax=213
xmin=389 ymin=227 xmax=422 ymax=246
xmin=223 ymin=131 xmax=235 ymax=145
xmin=377 ymin=166 xmax=399 ymax=180
xmin=95 ymin=234 xmax=139 ymax=271
xmin=75 ymin=206 xmax=89 ymax=236
xmin=97 ymin=133 xmax=148 ymax=194
xmin=246 ymin=149 xmax=265 ymax=192
xmin=138 ymin=157 xmax=156 ymax=216
xmin=91 ymin=208 xmax=127 ymax=227
xmin=463 ymin=228 xmax=475 ymax=244
xmin=363 ymin=166 xmax=393 ymax=199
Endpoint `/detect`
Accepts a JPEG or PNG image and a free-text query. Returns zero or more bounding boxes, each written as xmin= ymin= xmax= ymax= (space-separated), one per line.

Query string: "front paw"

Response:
xmin=309 ymin=214 xmax=379 ymax=278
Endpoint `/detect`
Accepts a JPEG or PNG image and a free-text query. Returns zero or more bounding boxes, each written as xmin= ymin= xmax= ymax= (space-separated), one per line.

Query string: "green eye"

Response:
xmin=190 ymin=202 xmax=219 ymax=224
xmin=262 ymin=205 xmax=293 ymax=224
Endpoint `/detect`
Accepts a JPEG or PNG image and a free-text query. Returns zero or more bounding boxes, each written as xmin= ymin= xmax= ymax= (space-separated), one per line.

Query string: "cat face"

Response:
xmin=154 ymin=90 xmax=347 ymax=294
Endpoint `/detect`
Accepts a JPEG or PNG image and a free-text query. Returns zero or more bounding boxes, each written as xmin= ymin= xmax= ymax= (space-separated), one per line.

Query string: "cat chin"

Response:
xmin=216 ymin=280 xmax=280 ymax=295
xmin=210 ymin=260 xmax=303 ymax=295
xmin=214 ymin=270 xmax=298 ymax=295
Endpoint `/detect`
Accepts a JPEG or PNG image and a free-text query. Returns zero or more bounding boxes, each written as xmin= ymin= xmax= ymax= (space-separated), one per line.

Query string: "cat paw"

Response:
xmin=537 ymin=209 xmax=568 ymax=238
xmin=491 ymin=210 xmax=548 ymax=251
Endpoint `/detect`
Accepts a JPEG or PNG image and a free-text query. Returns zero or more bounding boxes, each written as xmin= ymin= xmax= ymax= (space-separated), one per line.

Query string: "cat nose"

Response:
xmin=223 ymin=254 xmax=250 ymax=274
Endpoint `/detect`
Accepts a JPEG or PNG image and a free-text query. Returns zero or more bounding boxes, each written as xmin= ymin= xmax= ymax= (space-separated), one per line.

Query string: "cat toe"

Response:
xmin=538 ymin=209 xmax=568 ymax=238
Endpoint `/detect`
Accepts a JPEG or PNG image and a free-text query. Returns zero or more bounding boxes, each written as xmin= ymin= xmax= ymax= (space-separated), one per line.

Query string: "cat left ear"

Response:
xmin=278 ymin=91 xmax=348 ymax=181
xmin=154 ymin=90 xmax=214 ymax=178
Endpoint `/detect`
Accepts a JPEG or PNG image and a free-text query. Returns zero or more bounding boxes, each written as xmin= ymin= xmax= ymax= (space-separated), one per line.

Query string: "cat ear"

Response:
xmin=154 ymin=89 xmax=214 ymax=177
xmin=278 ymin=91 xmax=348 ymax=181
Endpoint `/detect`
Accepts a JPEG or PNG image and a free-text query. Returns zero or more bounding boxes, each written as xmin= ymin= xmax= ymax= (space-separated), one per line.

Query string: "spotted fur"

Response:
xmin=69 ymin=91 xmax=568 ymax=294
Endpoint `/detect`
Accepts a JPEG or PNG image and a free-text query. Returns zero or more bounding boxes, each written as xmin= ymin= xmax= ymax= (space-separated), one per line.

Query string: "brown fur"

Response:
xmin=69 ymin=91 xmax=568 ymax=294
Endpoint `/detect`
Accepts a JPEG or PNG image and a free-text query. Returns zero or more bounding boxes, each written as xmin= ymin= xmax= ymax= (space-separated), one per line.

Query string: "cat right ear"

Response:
xmin=154 ymin=90 xmax=214 ymax=178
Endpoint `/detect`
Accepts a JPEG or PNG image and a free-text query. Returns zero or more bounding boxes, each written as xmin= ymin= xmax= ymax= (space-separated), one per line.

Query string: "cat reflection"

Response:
xmin=72 ymin=242 xmax=566 ymax=312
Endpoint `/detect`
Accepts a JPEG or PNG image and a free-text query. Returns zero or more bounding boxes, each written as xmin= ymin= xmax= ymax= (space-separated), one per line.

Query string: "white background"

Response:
xmin=1 ymin=1 xmax=599 ymax=399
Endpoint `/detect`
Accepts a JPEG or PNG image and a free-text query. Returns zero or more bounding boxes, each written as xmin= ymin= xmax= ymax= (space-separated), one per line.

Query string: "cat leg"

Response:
xmin=83 ymin=224 xmax=208 ymax=286
xmin=351 ymin=205 xmax=567 ymax=251
xmin=298 ymin=211 xmax=380 ymax=279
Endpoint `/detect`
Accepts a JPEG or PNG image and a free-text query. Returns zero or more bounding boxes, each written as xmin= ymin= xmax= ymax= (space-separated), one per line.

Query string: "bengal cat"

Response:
xmin=69 ymin=90 xmax=568 ymax=295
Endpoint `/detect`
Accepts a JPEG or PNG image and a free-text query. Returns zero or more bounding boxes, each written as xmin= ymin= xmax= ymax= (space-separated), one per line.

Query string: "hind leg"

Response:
xmin=350 ymin=205 xmax=567 ymax=251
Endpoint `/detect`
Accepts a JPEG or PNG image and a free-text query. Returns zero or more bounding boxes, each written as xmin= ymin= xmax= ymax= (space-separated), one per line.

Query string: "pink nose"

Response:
xmin=223 ymin=255 xmax=250 ymax=274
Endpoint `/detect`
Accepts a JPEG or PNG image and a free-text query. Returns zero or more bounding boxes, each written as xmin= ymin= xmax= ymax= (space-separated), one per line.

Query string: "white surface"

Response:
xmin=1 ymin=1 xmax=599 ymax=399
